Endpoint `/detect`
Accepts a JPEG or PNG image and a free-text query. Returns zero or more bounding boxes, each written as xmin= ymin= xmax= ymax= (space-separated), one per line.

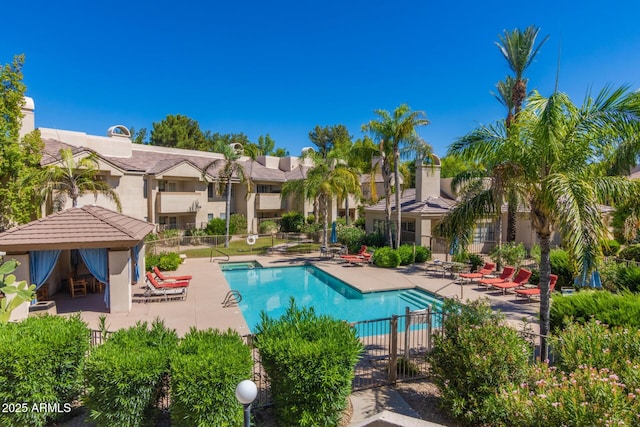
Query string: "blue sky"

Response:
xmin=3 ymin=1 xmax=639 ymax=157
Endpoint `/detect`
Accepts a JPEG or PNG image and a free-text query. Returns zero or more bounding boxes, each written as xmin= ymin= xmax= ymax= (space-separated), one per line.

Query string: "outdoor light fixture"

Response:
xmin=235 ymin=379 xmax=257 ymax=427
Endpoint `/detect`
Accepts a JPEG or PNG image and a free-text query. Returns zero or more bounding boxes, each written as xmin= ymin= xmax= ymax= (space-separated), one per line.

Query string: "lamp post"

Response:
xmin=235 ymin=379 xmax=257 ymax=427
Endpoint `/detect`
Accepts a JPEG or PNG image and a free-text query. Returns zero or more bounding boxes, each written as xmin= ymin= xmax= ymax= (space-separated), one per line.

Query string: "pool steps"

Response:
xmin=399 ymin=289 xmax=443 ymax=310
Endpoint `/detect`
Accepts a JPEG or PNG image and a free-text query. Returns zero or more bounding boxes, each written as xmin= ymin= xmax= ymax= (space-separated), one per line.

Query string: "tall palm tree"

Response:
xmin=496 ymin=26 xmax=549 ymax=117
xmin=442 ymin=86 xmax=640 ymax=355
xmin=202 ymin=142 xmax=251 ymax=248
xmin=496 ymin=26 xmax=548 ymax=242
xmin=36 ymin=148 xmax=122 ymax=212
xmin=362 ymin=104 xmax=430 ymax=248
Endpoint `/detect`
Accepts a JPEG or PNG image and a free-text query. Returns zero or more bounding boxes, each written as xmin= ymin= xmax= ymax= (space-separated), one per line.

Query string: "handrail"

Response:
xmin=222 ymin=290 xmax=242 ymax=308
xmin=210 ymin=247 xmax=230 ymax=262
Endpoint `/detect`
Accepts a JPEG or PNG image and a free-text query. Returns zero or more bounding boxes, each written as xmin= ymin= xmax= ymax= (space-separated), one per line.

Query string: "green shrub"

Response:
xmin=550 ymin=318 xmax=640 ymax=391
xmin=300 ymin=222 xmax=322 ymax=234
xmin=549 ymin=248 xmax=574 ymax=288
xmin=337 ymin=226 xmax=366 ymax=254
xmin=254 ymin=300 xmax=363 ymax=427
xmin=361 ymin=231 xmax=386 ymax=248
xmin=147 ymin=252 xmax=182 ymax=272
xmin=489 ymin=242 xmax=526 ymax=267
xmin=550 ymin=291 xmax=640 ymax=330
xmin=602 ymin=239 xmax=621 ymax=257
xmin=84 ymin=320 xmax=178 ymax=427
xmin=428 ymin=299 xmax=530 ymax=425
xmin=259 ymin=220 xmax=279 ymax=234
xmin=0 ymin=315 xmax=90 ymax=427
xmin=619 ymin=243 xmax=640 ymax=262
xmin=306 ymin=214 xmax=315 ymax=224
xmin=372 ymin=247 xmax=401 ymax=268
xmin=205 ymin=218 xmax=230 ymax=235
xmin=162 ymin=229 xmax=180 ymax=238
xmin=280 ymin=212 xmax=305 ymax=232
xmin=529 ymin=244 xmax=541 ymax=265
xmin=599 ymin=262 xmax=640 ymax=293
xmin=414 ymin=246 xmax=431 ymax=263
xmin=353 ymin=217 xmax=366 ymax=229
xmin=468 ymin=254 xmax=484 ymax=271
xmin=396 ymin=245 xmax=415 ymax=265
xmin=145 ymin=233 xmax=159 ymax=242
xmin=484 ymin=363 xmax=640 ymax=426
xmin=528 ymin=268 xmax=540 ymax=286
xmin=170 ymin=328 xmax=253 ymax=427
xmin=229 ymin=213 xmax=247 ymax=234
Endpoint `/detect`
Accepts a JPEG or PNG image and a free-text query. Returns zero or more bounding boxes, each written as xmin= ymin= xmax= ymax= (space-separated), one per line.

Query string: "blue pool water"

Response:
xmin=222 ymin=265 xmax=442 ymax=333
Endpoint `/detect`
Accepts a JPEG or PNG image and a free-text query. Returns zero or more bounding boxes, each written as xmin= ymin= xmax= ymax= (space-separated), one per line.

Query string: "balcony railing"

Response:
xmin=255 ymin=193 xmax=285 ymax=211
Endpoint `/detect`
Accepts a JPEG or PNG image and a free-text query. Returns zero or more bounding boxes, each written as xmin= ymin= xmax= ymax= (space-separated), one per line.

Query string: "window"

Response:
xmin=219 ymin=213 xmax=226 ymax=220
xmin=257 ymin=184 xmax=281 ymax=193
xmin=158 ymin=180 xmax=165 ymax=192
xmin=401 ymin=221 xmax=416 ymax=232
xmin=208 ymin=183 xmax=214 ymax=199
xmin=207 ymin=213 xmax=214 ymax=221
xmin=473 ymin=222 xmax=496 ymax=243
xmin=158 ymin=180 xmax=177 ymax=192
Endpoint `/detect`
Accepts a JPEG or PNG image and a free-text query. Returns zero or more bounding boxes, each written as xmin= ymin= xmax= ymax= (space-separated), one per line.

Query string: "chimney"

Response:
xmin=19 ymin=96 xmax=35 ymax=137
xmin=415 ymin=155 xmax=441 ymax=202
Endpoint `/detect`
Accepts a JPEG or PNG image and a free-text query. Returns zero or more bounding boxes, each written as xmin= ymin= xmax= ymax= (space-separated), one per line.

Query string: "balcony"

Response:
xmin=256 ymin=193 xmax=285 ymax=211
xmin=156 ymin=192 xmax=202 ymax=214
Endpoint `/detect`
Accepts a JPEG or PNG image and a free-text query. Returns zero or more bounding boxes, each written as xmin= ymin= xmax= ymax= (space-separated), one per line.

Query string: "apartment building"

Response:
xmin=20 ymin=98 xmax=357 ymax=232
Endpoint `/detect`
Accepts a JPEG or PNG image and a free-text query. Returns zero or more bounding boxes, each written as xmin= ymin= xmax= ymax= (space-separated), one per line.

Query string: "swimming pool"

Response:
xmin=221 ymin=265 xmax=442 ymax=333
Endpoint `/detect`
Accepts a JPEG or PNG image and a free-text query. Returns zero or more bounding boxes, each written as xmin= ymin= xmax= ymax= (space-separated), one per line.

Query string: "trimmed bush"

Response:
xmin=146 ymin=251 xmax=182 ymax=272
xmin=549 ymin=248 xmax=574 ymax=288
xmin=619 ymin=243 xmax=640 ymax=262
xmin=397 ymin=244 xmax=415 ymax=265
xmin=259 ymin=220 xmax=279 ymax=234
xmin=428 ymin=299 xmax=530 ymax=425
xmin=550 ymin=290 xmax=640 ymax=330
xmin=337 ymin=226 xmax=366 ymax=254
xmin=254 ymin=300 xmax=363 ymax=427
xmin=361 ymin=231 xmax=386 ymax=248
xmin=414 ymin=246 xmax=431 ymax=263
xmin=170 ymin=328 xmax=253 ymax=427
xmin=489 ymin=242 xmax=526 ymax=267
xmin=84 ymin=320 xmax=178 ymax=427
xmin=0 ymin=315 xmax=90 ymax=427
xmin=229 ymin=213 xmax=247 ymax=234
xmin=280 ymin=212 xmax=304 ymax=232
xmin=205 ymin=218 xmax=231 ymax=235
xmin=372 ymin=247 xmax=401 ymax=268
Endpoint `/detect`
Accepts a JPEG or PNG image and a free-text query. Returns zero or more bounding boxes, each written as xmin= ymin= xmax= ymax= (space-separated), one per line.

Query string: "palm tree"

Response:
xmin=496 ymin=26 xmax=549 ymax=117
xmin=362 ymin=104 xmax=430 ymax=248
xmin=36 ymin=148 xmax=122 ymax=212
xmin=202 ymin=142 xmax=251 ymax=248
xmin=442 ymin=86 xmax=640 ymax=355
xmin=496 ymin=26 xmax=548 ymax=242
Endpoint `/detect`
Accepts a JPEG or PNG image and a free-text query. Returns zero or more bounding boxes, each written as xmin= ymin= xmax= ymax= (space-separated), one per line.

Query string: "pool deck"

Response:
xmin=52 ymin=254 xmax=540 ymax=335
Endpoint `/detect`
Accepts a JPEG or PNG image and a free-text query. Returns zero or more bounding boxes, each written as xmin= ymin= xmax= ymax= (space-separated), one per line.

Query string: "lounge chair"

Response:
xmin=340 ymin=245 xmax=370 ymax=261
xmin=491 ymin=268 xmax=532 ymax=295
xmin=144 ymin=272 xmax=188 ymax=302
xmin=459 ymin=262 xmax=496 ymax=282
xmin=477 ymin=266 xmax=516 ymax=289
xmin=342 ymin=256 xmax=370 ymax=266
xmin=515 ymin=274 xmax=558 ymax=302
xmin=153 ymin=266 xmax=192 ymax=282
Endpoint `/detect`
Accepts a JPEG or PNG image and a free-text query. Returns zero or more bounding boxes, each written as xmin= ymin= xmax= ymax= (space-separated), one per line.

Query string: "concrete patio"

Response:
xmin=50 ymin=253 xmax=540 ymax=335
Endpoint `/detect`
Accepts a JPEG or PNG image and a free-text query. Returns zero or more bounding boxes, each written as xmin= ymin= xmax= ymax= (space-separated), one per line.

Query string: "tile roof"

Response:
xmin=364 ymin=188 xmax=456 ymax=216
xmin=0 ymin=206 xmax=155 ymax=252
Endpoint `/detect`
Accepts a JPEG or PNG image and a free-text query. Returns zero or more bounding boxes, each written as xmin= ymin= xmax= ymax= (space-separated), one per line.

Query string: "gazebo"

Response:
xmin=0 ymin=206 xmax=154 ymax=320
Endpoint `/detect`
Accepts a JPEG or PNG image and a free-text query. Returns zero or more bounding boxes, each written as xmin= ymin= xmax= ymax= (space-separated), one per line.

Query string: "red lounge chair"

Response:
xmin=342 ymin=256 xmax=370 ymax=266
xmin=477 ymin=266 xmax=516 ymax=289
xmin=340 ymin=245 xmax=368 ymax=260
xmin=491 ymin=268 xmax=532 ymax=295
xmin=144 ymin=272 xmax=188 ymax=302
xmin=153 ymin=266 xmax=192 ymax=282
xmin=515 ymin=274 xmax=558 ymax=302
xmin=459 ymin=262 xmax=496 ymax=282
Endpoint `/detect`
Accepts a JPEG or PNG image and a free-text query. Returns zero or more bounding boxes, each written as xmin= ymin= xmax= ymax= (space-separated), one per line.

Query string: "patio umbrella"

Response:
xmin=330 ymin=221 xmax=338 ymax=244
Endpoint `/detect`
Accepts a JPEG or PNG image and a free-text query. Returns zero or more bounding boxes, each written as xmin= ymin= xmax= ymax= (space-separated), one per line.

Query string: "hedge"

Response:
xmin=170 ymin=328 xmax=253 ymax=426
xmin=84 ymin=320 xmax=178 ymax=427
xmin=372 ymin=247 xmax=401 ymax=268
xmin=254 ymin=300 xmax=363 ymax=427
xmin=0 ymin=315 xmax=90 ymax=427
xmin=550 ymin=290 xmax=640 ymax=331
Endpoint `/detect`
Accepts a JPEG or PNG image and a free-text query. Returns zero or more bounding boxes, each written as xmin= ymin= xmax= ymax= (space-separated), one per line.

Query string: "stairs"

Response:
xmin=399 ymin=289 xmax=443 ymax=311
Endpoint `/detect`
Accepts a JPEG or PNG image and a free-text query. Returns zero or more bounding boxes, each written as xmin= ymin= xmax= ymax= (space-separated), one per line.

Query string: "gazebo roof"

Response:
xmin=0 ymin=206 xmax=155 ymax=252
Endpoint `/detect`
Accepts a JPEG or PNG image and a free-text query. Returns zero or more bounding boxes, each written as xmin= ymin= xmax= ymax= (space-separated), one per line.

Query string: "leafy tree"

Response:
xmin=129 ymin=126 xmax=148 ymax=144
xmin=308 ymin=124 xmax=351 ymax=159
xmin=0 ymin=54 xmax=43 ymax=231
xmin=349 ymin=136 xmax=380 ymax=202
xmin=442 ymin=86 xmax=640 ymax=356
xmin=440 ymin=155 xmax=477 ymax=178
xmin=202 ymin=142 xmax=250 ymax=247
xmin=0 ymin=259 xmax=36 ymax=324
xmin=33 ymin=148 xmax=122 ymax=211
xmin=362 ymin=104 xmax=430 ymax=248
xmin=149 ymin=114 xmax=207 ymax=149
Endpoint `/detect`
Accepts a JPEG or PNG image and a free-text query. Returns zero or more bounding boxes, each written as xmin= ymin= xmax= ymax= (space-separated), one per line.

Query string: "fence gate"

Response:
xmin=351 ymin=308 xmax=443 ymax=390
